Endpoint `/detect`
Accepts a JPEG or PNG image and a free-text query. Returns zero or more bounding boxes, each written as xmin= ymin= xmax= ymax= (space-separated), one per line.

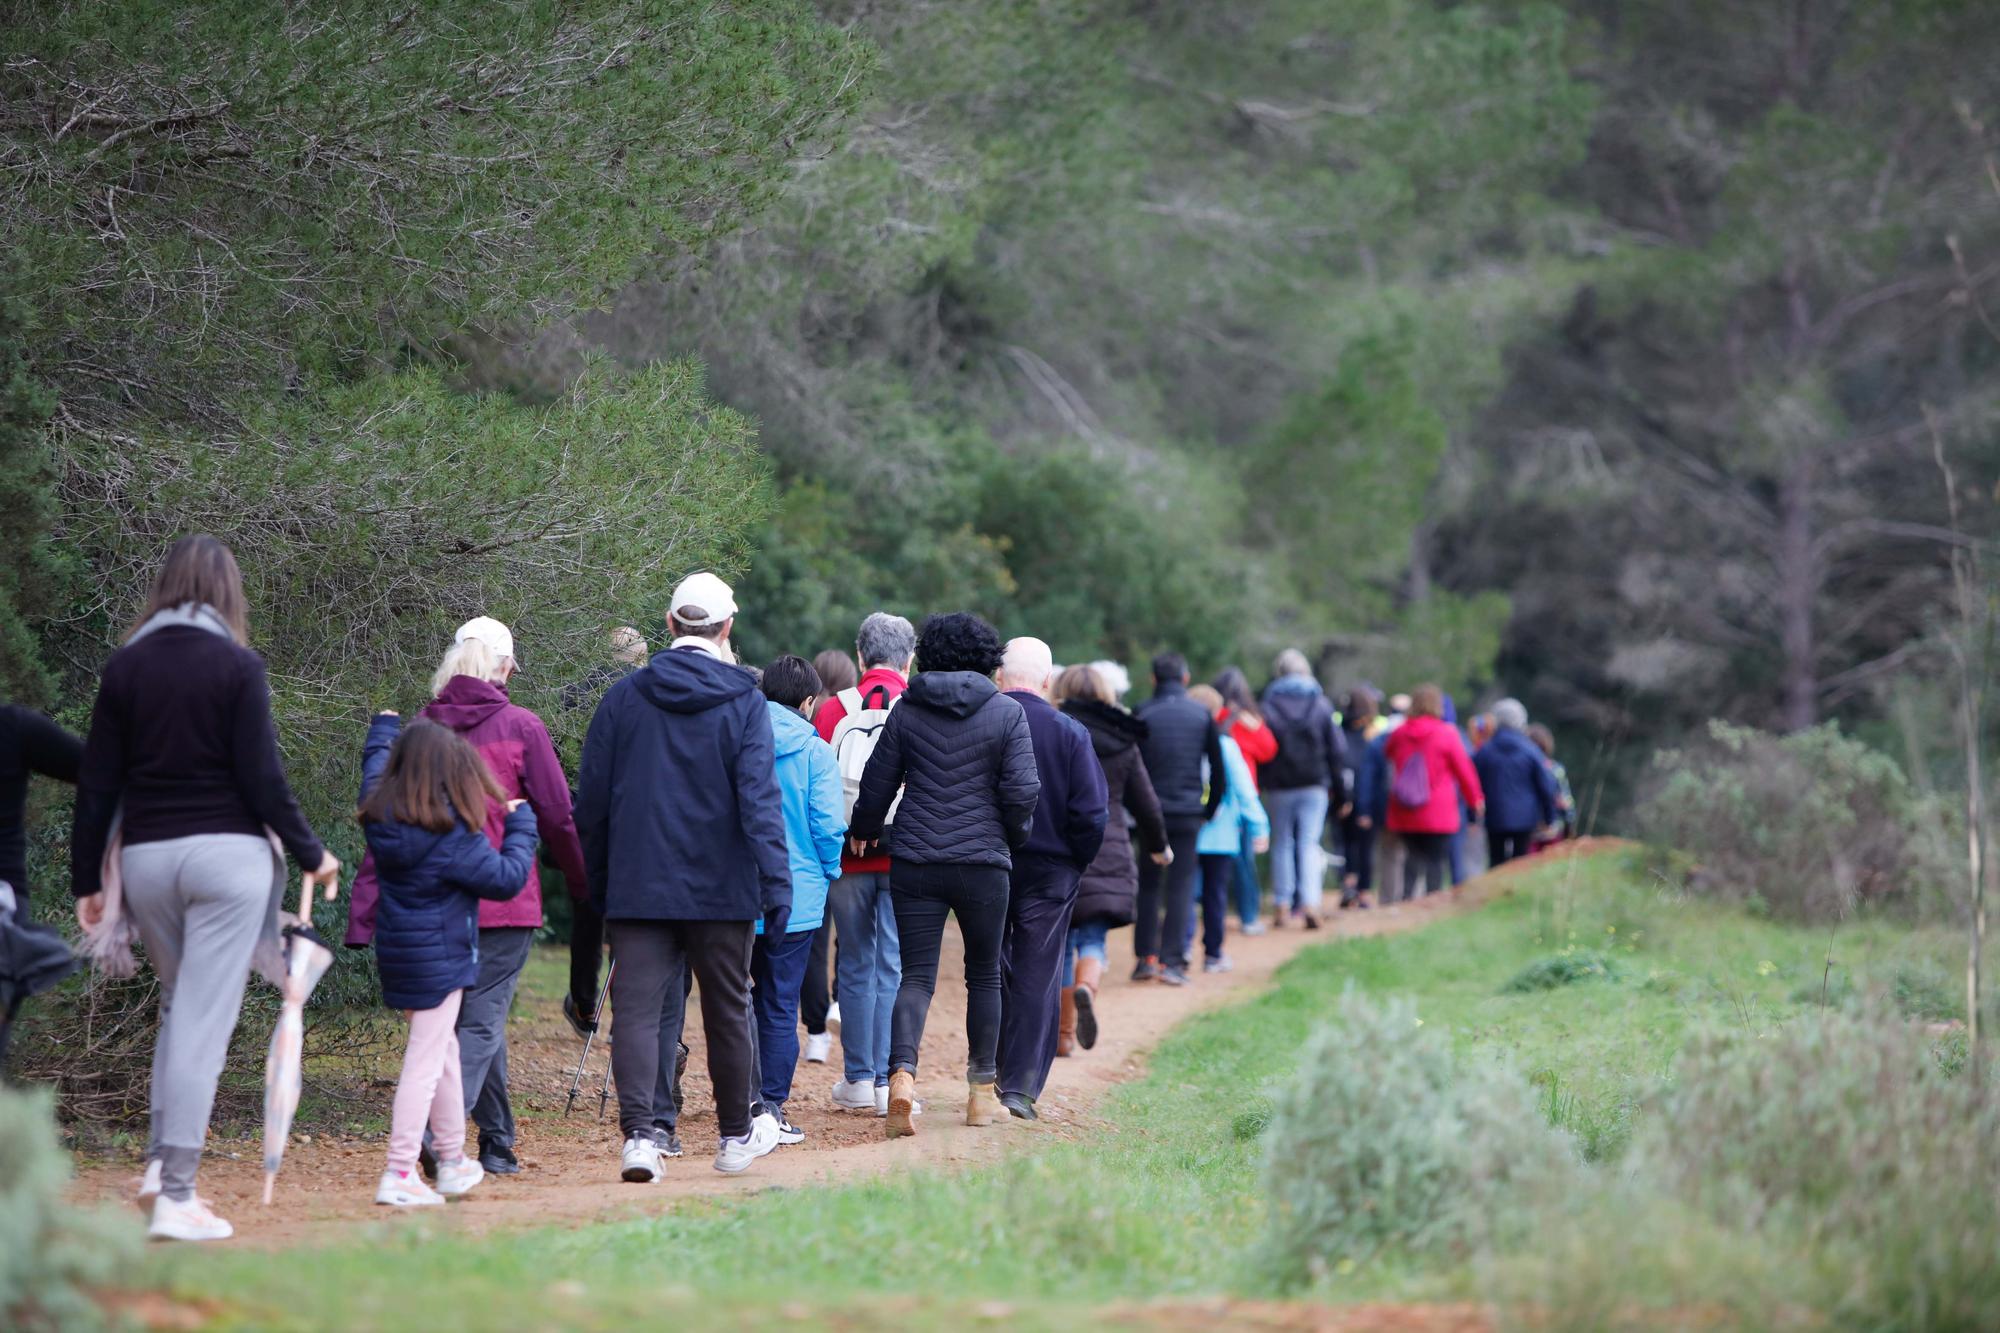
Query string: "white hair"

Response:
xmin=998 ymin=637 xmax=1055 ymax=692
xmin=432 ymin=636 xmax=511 ymax=695
xmin=1090 ymin=659 xmax=1132 ymax=700
xmin=1493 ymin=697 xmax=1529 ymax=731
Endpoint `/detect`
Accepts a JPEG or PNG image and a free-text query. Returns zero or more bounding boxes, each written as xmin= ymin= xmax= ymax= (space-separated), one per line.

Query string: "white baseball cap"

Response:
xmin=669 ymin=571 xmax=737 ymax=628
xmin=454 ymin=615 xmax=516 ymax=666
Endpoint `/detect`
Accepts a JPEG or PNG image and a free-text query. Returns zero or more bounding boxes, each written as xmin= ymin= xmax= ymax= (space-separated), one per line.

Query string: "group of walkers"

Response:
xmin=0 ymin=533 xmax=1572 ymax=1244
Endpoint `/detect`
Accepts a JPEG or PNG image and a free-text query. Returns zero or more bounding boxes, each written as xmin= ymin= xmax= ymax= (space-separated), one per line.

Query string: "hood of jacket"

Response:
xmin=767 ymin=698 xmax=817 ymax=757
xmin=1484 ymin=725 xmax=1540 ymax=761
xmin=1062 ymin=697 xmax=1148 ymax=758
xmin=1266 ymin=673 xmax=1323 ymax=699
xmin=364 ymin=816 xmax=453 ymax=872
xmin=902 ymin=670 xmax=998 ymax=719
xmin=633 ymin=645 xmax=759 ymax=714
xmin=425 ymin=674 xmax=512 ymax=732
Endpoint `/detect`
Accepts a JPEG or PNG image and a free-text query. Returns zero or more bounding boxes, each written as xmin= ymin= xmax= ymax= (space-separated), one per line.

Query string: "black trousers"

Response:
xmin=607 ymin=918 xmax=755 ymax=1141
xmin=1134 ymin=817 xmax=1204 ymax=971
xmin=1487 ymin=828 xmax=1533 ymax=869
xmin=997 ymin=855 xmax=1081 ymax=1102
xmin=1197 ymin=854 xmax=1235 ymax=961
xmin=801 ymin=925 xmax=832 ymax=1036
xmin=1402 ymin=832 xmax=1451 ymax=899
xmin=1340 ymin=817 xmax=1377 ymax=896
xmin=888 ymin=860 xmax=1009 ymax=1083
xmin=570 ymin=896 xmax=605 ymax=1011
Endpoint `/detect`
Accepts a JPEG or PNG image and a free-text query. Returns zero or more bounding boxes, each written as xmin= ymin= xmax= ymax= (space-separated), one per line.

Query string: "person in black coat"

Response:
xmin=849 ymin=611 xmax=1039 ymax=1137
xmin=994 ymin=637 xmax=1108 ymax=1119
xmin=1057 ymin=665 xmax=1167 ymax=1053
xmin=1132 ymin=652 xmax=1225 ymax=986
xmin=0 ymin=704 xmax=82 ymax=916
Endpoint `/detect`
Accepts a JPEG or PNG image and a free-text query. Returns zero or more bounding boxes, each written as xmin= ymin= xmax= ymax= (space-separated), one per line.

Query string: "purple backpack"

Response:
xmin=1390 ymin=753 xmax=1431 ymax=809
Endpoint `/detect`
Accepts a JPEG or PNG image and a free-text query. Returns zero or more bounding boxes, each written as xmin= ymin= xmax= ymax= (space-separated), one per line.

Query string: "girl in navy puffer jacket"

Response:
xmin=357 ymin=713 xmax=538 ymax=1207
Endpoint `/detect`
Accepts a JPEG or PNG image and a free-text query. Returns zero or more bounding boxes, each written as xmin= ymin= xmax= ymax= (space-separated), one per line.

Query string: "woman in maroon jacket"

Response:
xmin=347 ymin=617 xmax=587 ymax=1176
xmin=1382 ymin=684 xmax=1485 ymax=900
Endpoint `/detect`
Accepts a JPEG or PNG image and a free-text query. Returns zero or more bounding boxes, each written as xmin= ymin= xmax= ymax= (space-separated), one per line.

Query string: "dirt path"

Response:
xmin=72 ymin=844 xmax=1610 ymax=1250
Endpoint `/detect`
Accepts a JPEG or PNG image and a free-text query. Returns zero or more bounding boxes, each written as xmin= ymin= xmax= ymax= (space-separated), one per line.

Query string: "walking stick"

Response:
xmin=595 ymin=1036 xmax=616 ymax=1120
xmin=562 ymin=959 xmax=616 ymax=1117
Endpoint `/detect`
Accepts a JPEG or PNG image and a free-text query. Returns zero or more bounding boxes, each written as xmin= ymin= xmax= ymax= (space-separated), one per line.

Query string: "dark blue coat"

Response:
xmin=574 ymin=645 xmax=791 ymax=921
xmin=1472 ymin=726 xmax=1559 ymax=834
xmin=1360 ymin=732 xmax=1392 ymax=825
xmin=358 ymin=715 xmax=539 ymax=1011
xmin=1005 ymin=690 xmax=1109 ymax=870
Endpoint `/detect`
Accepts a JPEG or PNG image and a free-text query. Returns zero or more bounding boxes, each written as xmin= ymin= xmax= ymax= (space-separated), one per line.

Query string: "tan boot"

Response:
xmin=1057 ymin=986 xmax=1078 ymax=1057
xmin=1073 ymin=957 xmax=1102 ymax=1051
xmin=885 ymin=1070 xmax=918 ymax=1139
xmin=966 ymin=1080 xmax=999 ymax=1127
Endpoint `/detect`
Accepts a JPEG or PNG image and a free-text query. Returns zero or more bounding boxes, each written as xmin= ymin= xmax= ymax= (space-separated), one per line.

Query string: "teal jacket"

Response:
xmin=1197 ymin=733 xmax=1269 ymax=856
xmin=766 ymin=700 xmax=846 ymax=933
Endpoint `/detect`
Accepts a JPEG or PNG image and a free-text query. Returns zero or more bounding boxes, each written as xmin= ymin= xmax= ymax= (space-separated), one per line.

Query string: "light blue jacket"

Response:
xmin=766 ymin=700 xmax=847 ymax=933
xmin=1197 ymin=733 xmax=1269 ymax=856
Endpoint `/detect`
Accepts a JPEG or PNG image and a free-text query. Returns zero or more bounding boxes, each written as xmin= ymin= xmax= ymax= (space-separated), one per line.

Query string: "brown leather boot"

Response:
xmin=966 ymin=1080 xmax=999 ymax=1127
xmin=1058 ymin=986 xmax=1078 ymax=1057
xmin=1073 ymin=956 xmax=1103 ymax=1051
xmin=885 ymin=1070 xmax=918 ymax=1139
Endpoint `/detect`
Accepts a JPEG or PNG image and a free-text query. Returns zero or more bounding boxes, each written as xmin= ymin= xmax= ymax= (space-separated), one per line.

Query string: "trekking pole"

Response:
xmin=563 ymin=959 xmax=616 ymax=1117
xmin=595 ymin=1036 xmax=616 ymax=1120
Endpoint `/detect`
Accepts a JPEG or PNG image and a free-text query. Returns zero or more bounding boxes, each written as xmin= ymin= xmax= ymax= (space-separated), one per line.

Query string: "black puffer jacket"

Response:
xmin=850 ymin=671 xmax=1039 ymax=869
xmin=1063 ymin=699 xmax=1167 ymax=927
xmin=1135 ymin=680 xmax=1226 ymax=822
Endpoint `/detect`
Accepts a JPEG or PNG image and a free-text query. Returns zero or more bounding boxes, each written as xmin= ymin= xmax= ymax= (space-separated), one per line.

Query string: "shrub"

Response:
xmin=1260 ymin=992 xmax=1575 ymax=1286
xmin=1632 ymin=1010 xmax=2000 ymax=1329
xmin=1502 ymin=951 xmax=1622 ymax=993
xmin=0 ymin=1086 xmax=137 ymax=1330
xmin=1634 ymin=721 xmax=1955 ymax=922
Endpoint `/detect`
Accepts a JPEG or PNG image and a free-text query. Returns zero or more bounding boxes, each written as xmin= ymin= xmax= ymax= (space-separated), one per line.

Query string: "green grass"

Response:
xmin=150 ymin=850 xmax=1966 ymax=1328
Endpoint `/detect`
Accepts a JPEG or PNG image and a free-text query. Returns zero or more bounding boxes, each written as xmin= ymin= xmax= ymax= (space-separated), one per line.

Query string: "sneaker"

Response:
xmin=134 ymin=1158 xmax=162 ymax=1209
xmin=149 ymin=1192 xmax=234 ymax=1242
xmin=772 ymin=1113 xmax=806 ymax=1145
xmin=478 ymin=1140 xmax=521 ymax=1176
xmin=1131 ymin=958 xmax=1160 ymax=983
xmin=1203 ymin=955 xmax=1233 ymax=974
xmin=997 ymin=1090 xmax=1037 ymax=1121
xmin=804 ymin=1031 xmax=833 ymax=1064
xmin=826 ymin=1000 xmax=842 ymax=1033
xmin=747 ymin=1112 xmax=783 ymax=1158
xmin=1240 ymin=919 xmax=1267 ymax=936
xmin=621 ymin=1136 xmax=663 ymax=1184
xmin=1159 ymin=966 xmax=1189 ymax=987
xmin=375 ymin=1170 xmax=446 ymax=1208
xmin=562 ymin=992 xmax=598 ymax=1039
xmin=434 ymin=1157 xmax=485 ymax=1197
xmin=715 ymin=1115 xmax=781 ymax=1174
xmin=649 ymin=1125 xmax=684 ymax=1158
xmin=1073 ymin=988 xmax=1098 ymax=1051
xmin=832 ymin=1078 xmax=876 ymax=1112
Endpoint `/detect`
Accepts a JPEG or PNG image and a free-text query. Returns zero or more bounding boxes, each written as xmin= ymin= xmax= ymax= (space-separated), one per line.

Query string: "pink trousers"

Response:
xmin=386 ymin=989 xmax=465 ymax=1174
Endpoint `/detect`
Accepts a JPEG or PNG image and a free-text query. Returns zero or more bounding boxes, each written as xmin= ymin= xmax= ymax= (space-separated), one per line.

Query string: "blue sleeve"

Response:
xmin=807 ymin=739 xmax=848 ymax=883
xmin=733 ymin=696 xmax=793 ymax=915
xmin=1063 ymin=725 xmax=1109 ymax=869
xmin=574 ymin=688 xmax=616 ymax=911
xmin=1533 ymin=753 xmax=1559 ymax=825
xmin=1228 ymin=742 xmax=1268 ymax=842
xmin=358 ymin=713 xmax=402 ymax=805
xmin=445 ymin=804 xmax=539 ymax=901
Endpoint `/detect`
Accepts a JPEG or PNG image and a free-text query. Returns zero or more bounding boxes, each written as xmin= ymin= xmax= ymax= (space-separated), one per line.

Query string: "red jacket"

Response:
xmin=347 ymin=676 xmax=588 ymax=942
xmin=1382 ymin=715 xmax=1484 ymax=835
xmin=1220 ymin=709 xmax=1277 ymax=790
xmin=811 ymin=666 xmax=908 ymax=875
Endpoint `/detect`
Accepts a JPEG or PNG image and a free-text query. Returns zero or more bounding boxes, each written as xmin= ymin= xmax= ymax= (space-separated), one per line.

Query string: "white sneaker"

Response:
xmin=747 ymin=1112 xmax=782 ymax=1159
xmin=826 ymin=1000 xmax=842 ymax=1032
xmin=434 ymin=1157 xmax=485 ymax=1197
xmin=715 ymin=1114 xmax=783 ymax=1176
xmin=135 ymin=1158 xmax=162 ymax=1206
xmin=832 ymin=1078 xmax=876 ymax=1112
xmin=873 ymin=1083 xmax=923 ymax=1119
xmin=621 ymin=1136 xmax=663 ymax=1184
xmin=804 ymin=1031 xmax=833 ymax=1064
xmin=148 ymin=1193 xmax=233 ymax=1242
xmin=375 ymin=1170 xmax=445 ymax=1208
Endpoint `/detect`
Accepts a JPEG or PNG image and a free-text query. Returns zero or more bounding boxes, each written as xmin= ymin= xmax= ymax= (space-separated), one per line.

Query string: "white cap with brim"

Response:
xmin=670 ymin=571 xmax=738 ymax=628
xmin=454 ymin=615 xmax=517 ymax=668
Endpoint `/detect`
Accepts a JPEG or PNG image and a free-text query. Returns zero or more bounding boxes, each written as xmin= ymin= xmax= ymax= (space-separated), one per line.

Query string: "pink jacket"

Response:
xmin=346 ymin=676 xmax=587 ymax=943
xmin=1382 ymin=715 xmax=1485 ymax=836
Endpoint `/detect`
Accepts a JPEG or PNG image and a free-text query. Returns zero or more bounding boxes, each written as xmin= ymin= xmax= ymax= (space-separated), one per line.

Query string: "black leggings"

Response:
xmin=801 ymin=924 xmax=832 ymax=1036
xmin=888 ymin=860 xmax=1009 ymax=1083
xmin=1341 ymin=817 xmax=1377 ymax=896
xmin=1487 ymin=829 xmax=1533 ymax=869
xmin=1402 ymin=832 xmax=1451 ymax=899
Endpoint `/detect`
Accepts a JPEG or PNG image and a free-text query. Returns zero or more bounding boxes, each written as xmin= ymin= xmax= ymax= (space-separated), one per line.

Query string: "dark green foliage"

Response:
xmin=0 ymin=274 xmax=65 ymax=706
xmin=0 ymin=1086 xmax=137 ymax=1330
xmin=1502 ymin=951 xmax=1622 ymax=993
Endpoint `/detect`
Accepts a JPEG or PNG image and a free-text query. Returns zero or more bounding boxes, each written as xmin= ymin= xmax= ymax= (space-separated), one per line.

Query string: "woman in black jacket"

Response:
xmin=0 ymin=704 xmax=82 ymax=914
xmin=849 ymin=612 xmax=1039 ymax=1137
xmin=1055 ymin=664 xmax=1166 ymax=1054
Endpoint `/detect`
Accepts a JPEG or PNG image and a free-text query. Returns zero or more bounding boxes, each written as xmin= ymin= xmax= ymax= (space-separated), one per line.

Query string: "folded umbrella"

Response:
xmin=0 ymin=883 xmax=83 ymax=1079
xmin=262 ymin=876 xmax=335 ymax=1204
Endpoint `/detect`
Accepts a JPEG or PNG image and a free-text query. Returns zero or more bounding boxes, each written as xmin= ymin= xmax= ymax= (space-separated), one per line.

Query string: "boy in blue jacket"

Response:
xmin=754 ymin=656 xmax=847 ymax=1143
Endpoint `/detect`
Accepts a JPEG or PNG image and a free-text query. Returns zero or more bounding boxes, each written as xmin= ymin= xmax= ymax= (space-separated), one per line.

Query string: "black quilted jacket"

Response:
xmin=849 ymin=671 xmax=1040 ymax=869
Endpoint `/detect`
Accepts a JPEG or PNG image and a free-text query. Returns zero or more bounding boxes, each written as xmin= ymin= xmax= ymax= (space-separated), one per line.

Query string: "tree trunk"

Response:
xmin=1777 ymin=452 xmax=1819 ymax=731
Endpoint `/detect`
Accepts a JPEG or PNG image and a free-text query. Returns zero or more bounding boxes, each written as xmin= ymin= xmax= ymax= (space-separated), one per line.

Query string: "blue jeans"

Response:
xmin=1265 ymin=786 xmax=1331 ymax=914
xmin=1232 ymin=844 xmax=1262 ymax=925
xmin=1063 ymin=919 xmax=1108 ymax=987
xmin=751 ymin=927 xmax=815 ymax=1111
xmin=828 ymin=871 xmax=900 ymax=1087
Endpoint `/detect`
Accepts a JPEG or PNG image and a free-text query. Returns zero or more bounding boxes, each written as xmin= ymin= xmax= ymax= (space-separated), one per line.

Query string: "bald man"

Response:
xmin=993 ymin=637 xmax=1108 ymax=1119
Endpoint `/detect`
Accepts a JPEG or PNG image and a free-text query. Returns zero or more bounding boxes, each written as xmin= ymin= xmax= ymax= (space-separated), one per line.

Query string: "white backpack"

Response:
xmin=828 ymin=684 xmax=902 ymax=824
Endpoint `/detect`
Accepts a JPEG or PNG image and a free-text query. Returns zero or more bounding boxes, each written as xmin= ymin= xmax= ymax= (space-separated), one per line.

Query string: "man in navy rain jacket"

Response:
xmin=1471 ymin=697 xmax=1558 ymax=870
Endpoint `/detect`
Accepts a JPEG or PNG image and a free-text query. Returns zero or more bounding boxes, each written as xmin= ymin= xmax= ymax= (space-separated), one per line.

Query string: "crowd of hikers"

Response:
xmin=0 ymin=535 xmax=1575 ymax=1242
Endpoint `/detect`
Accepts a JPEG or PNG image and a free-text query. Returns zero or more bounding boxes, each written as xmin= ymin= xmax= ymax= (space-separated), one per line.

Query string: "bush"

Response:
xmin=1632 ymin=1010 xmax=2000 ymax=1329
xmin=1502 ymin=951 xmax=1622 ymax=993
xmin=0 ymin=1085 xmax=137 ymax=1330
xmin=1260 ymin=992 xmax=1575 ymax=1286
xmin=1634 ymin=721 xmax=1954 ymax=922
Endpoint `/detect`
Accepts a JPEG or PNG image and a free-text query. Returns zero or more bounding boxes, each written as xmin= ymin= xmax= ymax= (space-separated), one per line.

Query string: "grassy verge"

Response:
xmin=148 ymin=850 xmax=1966 ymax=1329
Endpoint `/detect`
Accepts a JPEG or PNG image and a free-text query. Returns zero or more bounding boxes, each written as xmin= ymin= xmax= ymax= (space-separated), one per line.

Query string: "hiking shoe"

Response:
xmin=1073 ymin=988 xmax=1099 ymax=1051
xmin=562 ymin=992 xmax=597 ymax=1039
xmin=873 ymin=1082 xmax=922 ymax=1118
xmin=804 ymin=1031 xmax=833 ymax=1064
xmin=1130 ymin=958 xmax=1160 ymax=983
xmin=375 ymin=1170 xmax=446 ymax=1208
xmin=885 ymin=1070 xmax=919 ymax=1138
xmin=478 ymin=1141 xmax=521 ymax=1176
xmin=648 ymin=1125 xmax=684 ymax=1158
xmin=1302 ymin=911 xmax=1323 ymax=931
xmin=434 ymin=1157 xmax=485 ymax=1197
xmin=966 ymin=1080 xmax=1000 ymax=1127
xmin=1159 ymin=966 xmax=1189 ymax=987
xmin=149 ymin=1193 xmax=234 ymax=1242
xmin=773 ymin=1113 xmax=806 ymax=1145
xmin=997 ymin=1090 xmax=1037 ymax=1121
xmin=1202 ymin=955 xmax=1233 ymax=974
xmin=621 ymin=1136 xmax=663 ymax=1184
xmin=832 ymin=1078 xmax=876 ymax=1112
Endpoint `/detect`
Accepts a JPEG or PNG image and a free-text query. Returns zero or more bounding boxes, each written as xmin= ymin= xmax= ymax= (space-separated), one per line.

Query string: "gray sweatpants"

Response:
xmin=121 ymin=833 xmax=274 ymax=1201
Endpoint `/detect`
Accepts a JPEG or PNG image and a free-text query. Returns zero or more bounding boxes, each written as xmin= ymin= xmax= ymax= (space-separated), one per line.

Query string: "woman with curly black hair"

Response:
xmin=848 ymin=611 xmax=1040 ymax=1138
